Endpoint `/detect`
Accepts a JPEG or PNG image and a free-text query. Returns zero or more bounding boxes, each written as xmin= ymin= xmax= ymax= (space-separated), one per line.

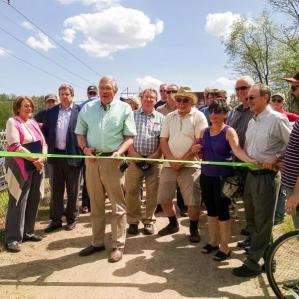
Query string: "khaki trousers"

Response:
xmin=85 ymin=159 xmax=126 ymax=249
xmin=125 ymin=162 xmax=160 ymax=225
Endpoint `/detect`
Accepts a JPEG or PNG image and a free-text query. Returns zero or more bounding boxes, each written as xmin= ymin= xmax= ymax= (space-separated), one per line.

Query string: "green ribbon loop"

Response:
xmin=0 ymin=151 xmax=254 ymax=168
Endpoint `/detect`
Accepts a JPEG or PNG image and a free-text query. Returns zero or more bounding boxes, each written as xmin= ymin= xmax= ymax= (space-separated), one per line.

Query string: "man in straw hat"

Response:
xmin=157 ymin=86 xmax=208 ymax=242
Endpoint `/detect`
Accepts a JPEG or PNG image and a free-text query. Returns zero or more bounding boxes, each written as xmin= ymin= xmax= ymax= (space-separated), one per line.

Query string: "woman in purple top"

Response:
xmin=192 ymin=99 xmax=254 ymax=261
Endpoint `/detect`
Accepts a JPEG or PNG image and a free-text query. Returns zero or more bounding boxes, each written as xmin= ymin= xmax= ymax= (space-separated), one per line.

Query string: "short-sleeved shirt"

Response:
xmin=245 ymin=105 xmax=292 ymax=161
xmin=160 ymin=107 xmax=208 ymax=167
xmin=281 ymin=120 xmax=299 ymax=188
xmin=133 ymin=108 xmax=164 ymax=156
xmin=75 ymin=99 xmax=136 ymax=153
xmin=156 ymin=104 xmax=176 ymax=116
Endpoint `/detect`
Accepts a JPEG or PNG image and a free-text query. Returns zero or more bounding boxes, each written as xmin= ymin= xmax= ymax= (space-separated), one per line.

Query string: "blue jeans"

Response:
xmin=275 ymin=184 xmax=299 ymax=229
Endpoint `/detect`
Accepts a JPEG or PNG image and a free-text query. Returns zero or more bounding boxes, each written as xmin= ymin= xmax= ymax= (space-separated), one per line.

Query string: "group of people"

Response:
xmin=4 ymin=72 xmax=299 ymax=278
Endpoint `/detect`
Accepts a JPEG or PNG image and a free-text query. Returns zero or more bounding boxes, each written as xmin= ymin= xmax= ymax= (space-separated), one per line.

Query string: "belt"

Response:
xmin=249 ymin=169 xmax=277 ymax=175
xmin=96 ymin=152 xmax=114 ymax=157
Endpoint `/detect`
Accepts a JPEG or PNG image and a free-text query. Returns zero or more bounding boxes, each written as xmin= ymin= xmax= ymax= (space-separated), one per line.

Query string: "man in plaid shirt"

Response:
xmin=125 ymin=89 xmax=164 ymax=235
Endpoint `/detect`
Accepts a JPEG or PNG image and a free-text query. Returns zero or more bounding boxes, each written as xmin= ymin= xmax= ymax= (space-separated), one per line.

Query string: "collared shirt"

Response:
xmin=245 ymin=105 xmax=292 ymax=161
xmin=75 ymin=99 xmax=136 ymax=152
xmin=281 ymin=120 xmax=299 ymax=188
xmin=156 ymin=103 xmax=176 ymax=116
xmin=227 ymin=104 xmax=253 ymax=149
xmin=133 ymin=108 xmax=164 ymax=156
xmin=55 ymin=104 xmax=73 ymax=150
xmin=161 ymin=107 xmax=208 ymax=167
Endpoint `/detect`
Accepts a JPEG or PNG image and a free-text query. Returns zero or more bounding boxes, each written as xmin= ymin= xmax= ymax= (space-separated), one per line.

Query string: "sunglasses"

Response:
xmin=88 ymin=91 xmax=97 ymax=96
xmin=247 ymin=95 xmax=257 ymax=101
xmin=235 ymin=86 xmax=249 ymax=92
xmin=167 ymin=90 xmax=178 ymax=94
xmin=175 ymin=97 xmax=191 ymax=104
xmin=271 ymin=97 xmax=283 ymax=103
xmin=291 ymin=85 xmax=299 ymax=91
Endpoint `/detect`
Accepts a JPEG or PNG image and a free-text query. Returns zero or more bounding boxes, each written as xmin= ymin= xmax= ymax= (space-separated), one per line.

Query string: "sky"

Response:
xmin=0 ymin=0 xmax=285 ymax=101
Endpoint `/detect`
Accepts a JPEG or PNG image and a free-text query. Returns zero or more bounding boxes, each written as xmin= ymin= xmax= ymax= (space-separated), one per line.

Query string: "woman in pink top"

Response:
xmin=5 ymin=96 xmax=47 ymax=252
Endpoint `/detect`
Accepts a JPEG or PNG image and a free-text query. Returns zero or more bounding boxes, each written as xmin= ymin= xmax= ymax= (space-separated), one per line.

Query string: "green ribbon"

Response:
xmin=0 ymin=151 xmax=255 ymax=168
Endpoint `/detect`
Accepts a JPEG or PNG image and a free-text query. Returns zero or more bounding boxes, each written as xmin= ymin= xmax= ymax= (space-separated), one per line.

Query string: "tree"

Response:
xmin=224 ymin=12 xmax=277 ymax=85
xmin=268 ymin=0 xmax=299 ymax=27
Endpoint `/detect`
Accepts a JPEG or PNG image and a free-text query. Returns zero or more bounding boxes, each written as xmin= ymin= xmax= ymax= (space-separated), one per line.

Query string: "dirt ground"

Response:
xmin=0 ymin=202 xmax=277 ymax=299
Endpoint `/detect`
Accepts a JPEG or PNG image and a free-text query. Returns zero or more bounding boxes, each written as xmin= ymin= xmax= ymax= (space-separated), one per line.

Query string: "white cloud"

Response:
xmin=136 ymin=75 xmax=163 ymax=90
xmin=21 ymin=21 xmax=34 ymax=30
xmin=26 ymin=32 xmax=56 ymax=51
xmin=205 ymin=12 xmax=241 ymax=40
xmin=62 ymin=6 xmax=164 ymax=58
xmin=0 ymin=47 xmax=10 ymax=56
xmin=57 ymin=0 xmax=121 ymax=9
xmin=211 ymin=76 xmax=235 ymax=95
xmin=62 ymin=28 xmax=76 ymax=43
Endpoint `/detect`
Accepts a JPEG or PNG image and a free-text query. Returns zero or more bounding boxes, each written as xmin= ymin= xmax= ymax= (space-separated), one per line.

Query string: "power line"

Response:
xmin=1 ymin=0 xmax=101 ymax=77
xmin=0 ymin=27 xmax=92 ymax=86
xmin=1 ymin=48 xmax=85 ymax=90
xmin=0 ymin=25 xmax=93 ymax=85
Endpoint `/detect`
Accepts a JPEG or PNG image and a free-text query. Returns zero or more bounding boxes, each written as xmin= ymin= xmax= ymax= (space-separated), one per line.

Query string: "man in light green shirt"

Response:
xmin=75 ymin=76 xmax=136 ymax=263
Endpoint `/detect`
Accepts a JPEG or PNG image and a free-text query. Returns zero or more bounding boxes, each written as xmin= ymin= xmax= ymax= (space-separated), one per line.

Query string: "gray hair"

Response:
xmin=142 ymin=88 xmax=158 ymax=98
xmin=58 ymin=83 xmax=74 ymax=97
xmin=237 ymin=76 xmax=255 ymax=86
xmin=253 ymin=83 xmax=271 ymax=103
xmin=99 ymin=76 xmax=118 ymax=93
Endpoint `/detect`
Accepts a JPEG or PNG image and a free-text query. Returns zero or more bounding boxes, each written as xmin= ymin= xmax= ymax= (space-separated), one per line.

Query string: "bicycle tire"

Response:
xmin=265 ymin=230 xmax=299 ymax=299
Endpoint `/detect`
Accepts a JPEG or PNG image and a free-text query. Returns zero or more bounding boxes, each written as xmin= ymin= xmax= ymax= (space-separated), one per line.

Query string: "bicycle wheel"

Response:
xmin=266 ymin=230 xmax=299 ymax=299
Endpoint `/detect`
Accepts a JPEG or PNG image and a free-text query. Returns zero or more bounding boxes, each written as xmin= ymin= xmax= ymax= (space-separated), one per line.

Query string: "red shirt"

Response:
xmin=282 ymin=110 xmax=299 ymax=122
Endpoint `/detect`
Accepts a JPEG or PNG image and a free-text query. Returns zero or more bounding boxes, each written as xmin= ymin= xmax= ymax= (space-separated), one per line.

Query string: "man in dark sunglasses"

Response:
xmin=270 ymin=93 xmax=299 ymax=123
xmin=155 ymin=83 xmax=168 ymax=109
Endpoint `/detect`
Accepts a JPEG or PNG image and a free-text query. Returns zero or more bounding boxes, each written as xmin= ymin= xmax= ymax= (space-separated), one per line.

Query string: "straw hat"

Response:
xmin=171 ymin=86 xmax=198 ymax=104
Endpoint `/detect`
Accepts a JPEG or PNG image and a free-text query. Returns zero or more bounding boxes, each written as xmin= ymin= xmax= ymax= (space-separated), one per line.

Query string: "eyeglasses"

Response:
xmin=167 ymin=90 xmax=178 ymax=94
xmin=291 ymin=85 xmax=299 ymax=91
xmin=160 ymin=89 xmax=167 ymax=93
xmin=235 ymin=86 xmax=249 ymax=92
xmin=271 ymin=97 xmax=283 ymax=103
xmin=247 ymin=96 xmax=256 ymax=101
xmin=175 ymin=97 xmax=191 ymax=104
xmin=88 ymin=91 xmax=97 ymax=96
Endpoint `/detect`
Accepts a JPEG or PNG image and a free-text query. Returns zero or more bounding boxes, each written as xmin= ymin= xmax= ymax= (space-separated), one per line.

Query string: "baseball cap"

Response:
xmin=45 ymin=94 xmax=58 ymax=102
xmin=87 ymin=85 xmax=98 ymax=93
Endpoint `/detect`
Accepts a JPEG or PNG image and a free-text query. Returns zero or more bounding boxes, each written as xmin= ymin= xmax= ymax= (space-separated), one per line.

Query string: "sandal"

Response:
xmin=201 ymin=244 xmax=219 ymax=254
xmin=213 ymin=250 xmax=231 ymax=261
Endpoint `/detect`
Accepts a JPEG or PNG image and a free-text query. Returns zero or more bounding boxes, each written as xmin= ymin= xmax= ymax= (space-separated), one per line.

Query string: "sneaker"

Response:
xmin=213 ymin=250 xmax=231 ymax=261
xmin=23 ymin=233 xmax=43 ymax=242
xmin=179 ymin=209 xmax=188 ymax=217
xmin=65 ymin=222 xmax=76 ymax=231
xmin=6 ymin=241 xmax=21 ymax=253
xmin=232 ymin=264 xmax=261 ymax=277
xmin=143 ymin=224 xmax=154 ymax=235
xmin=158 ymin=223 xmax=179 ymax=236
xmin=80 ymin=206 xmax=89 ymax=214
xmin=44 ymin=222 xmax=62 ymax=233
xmin=189 ymin=229 xmax=200 ymax=243
xmin=127 ymin=224 xmax=139 ymax=235
xmin=237 ymin=238 xmax=251 ymax=248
